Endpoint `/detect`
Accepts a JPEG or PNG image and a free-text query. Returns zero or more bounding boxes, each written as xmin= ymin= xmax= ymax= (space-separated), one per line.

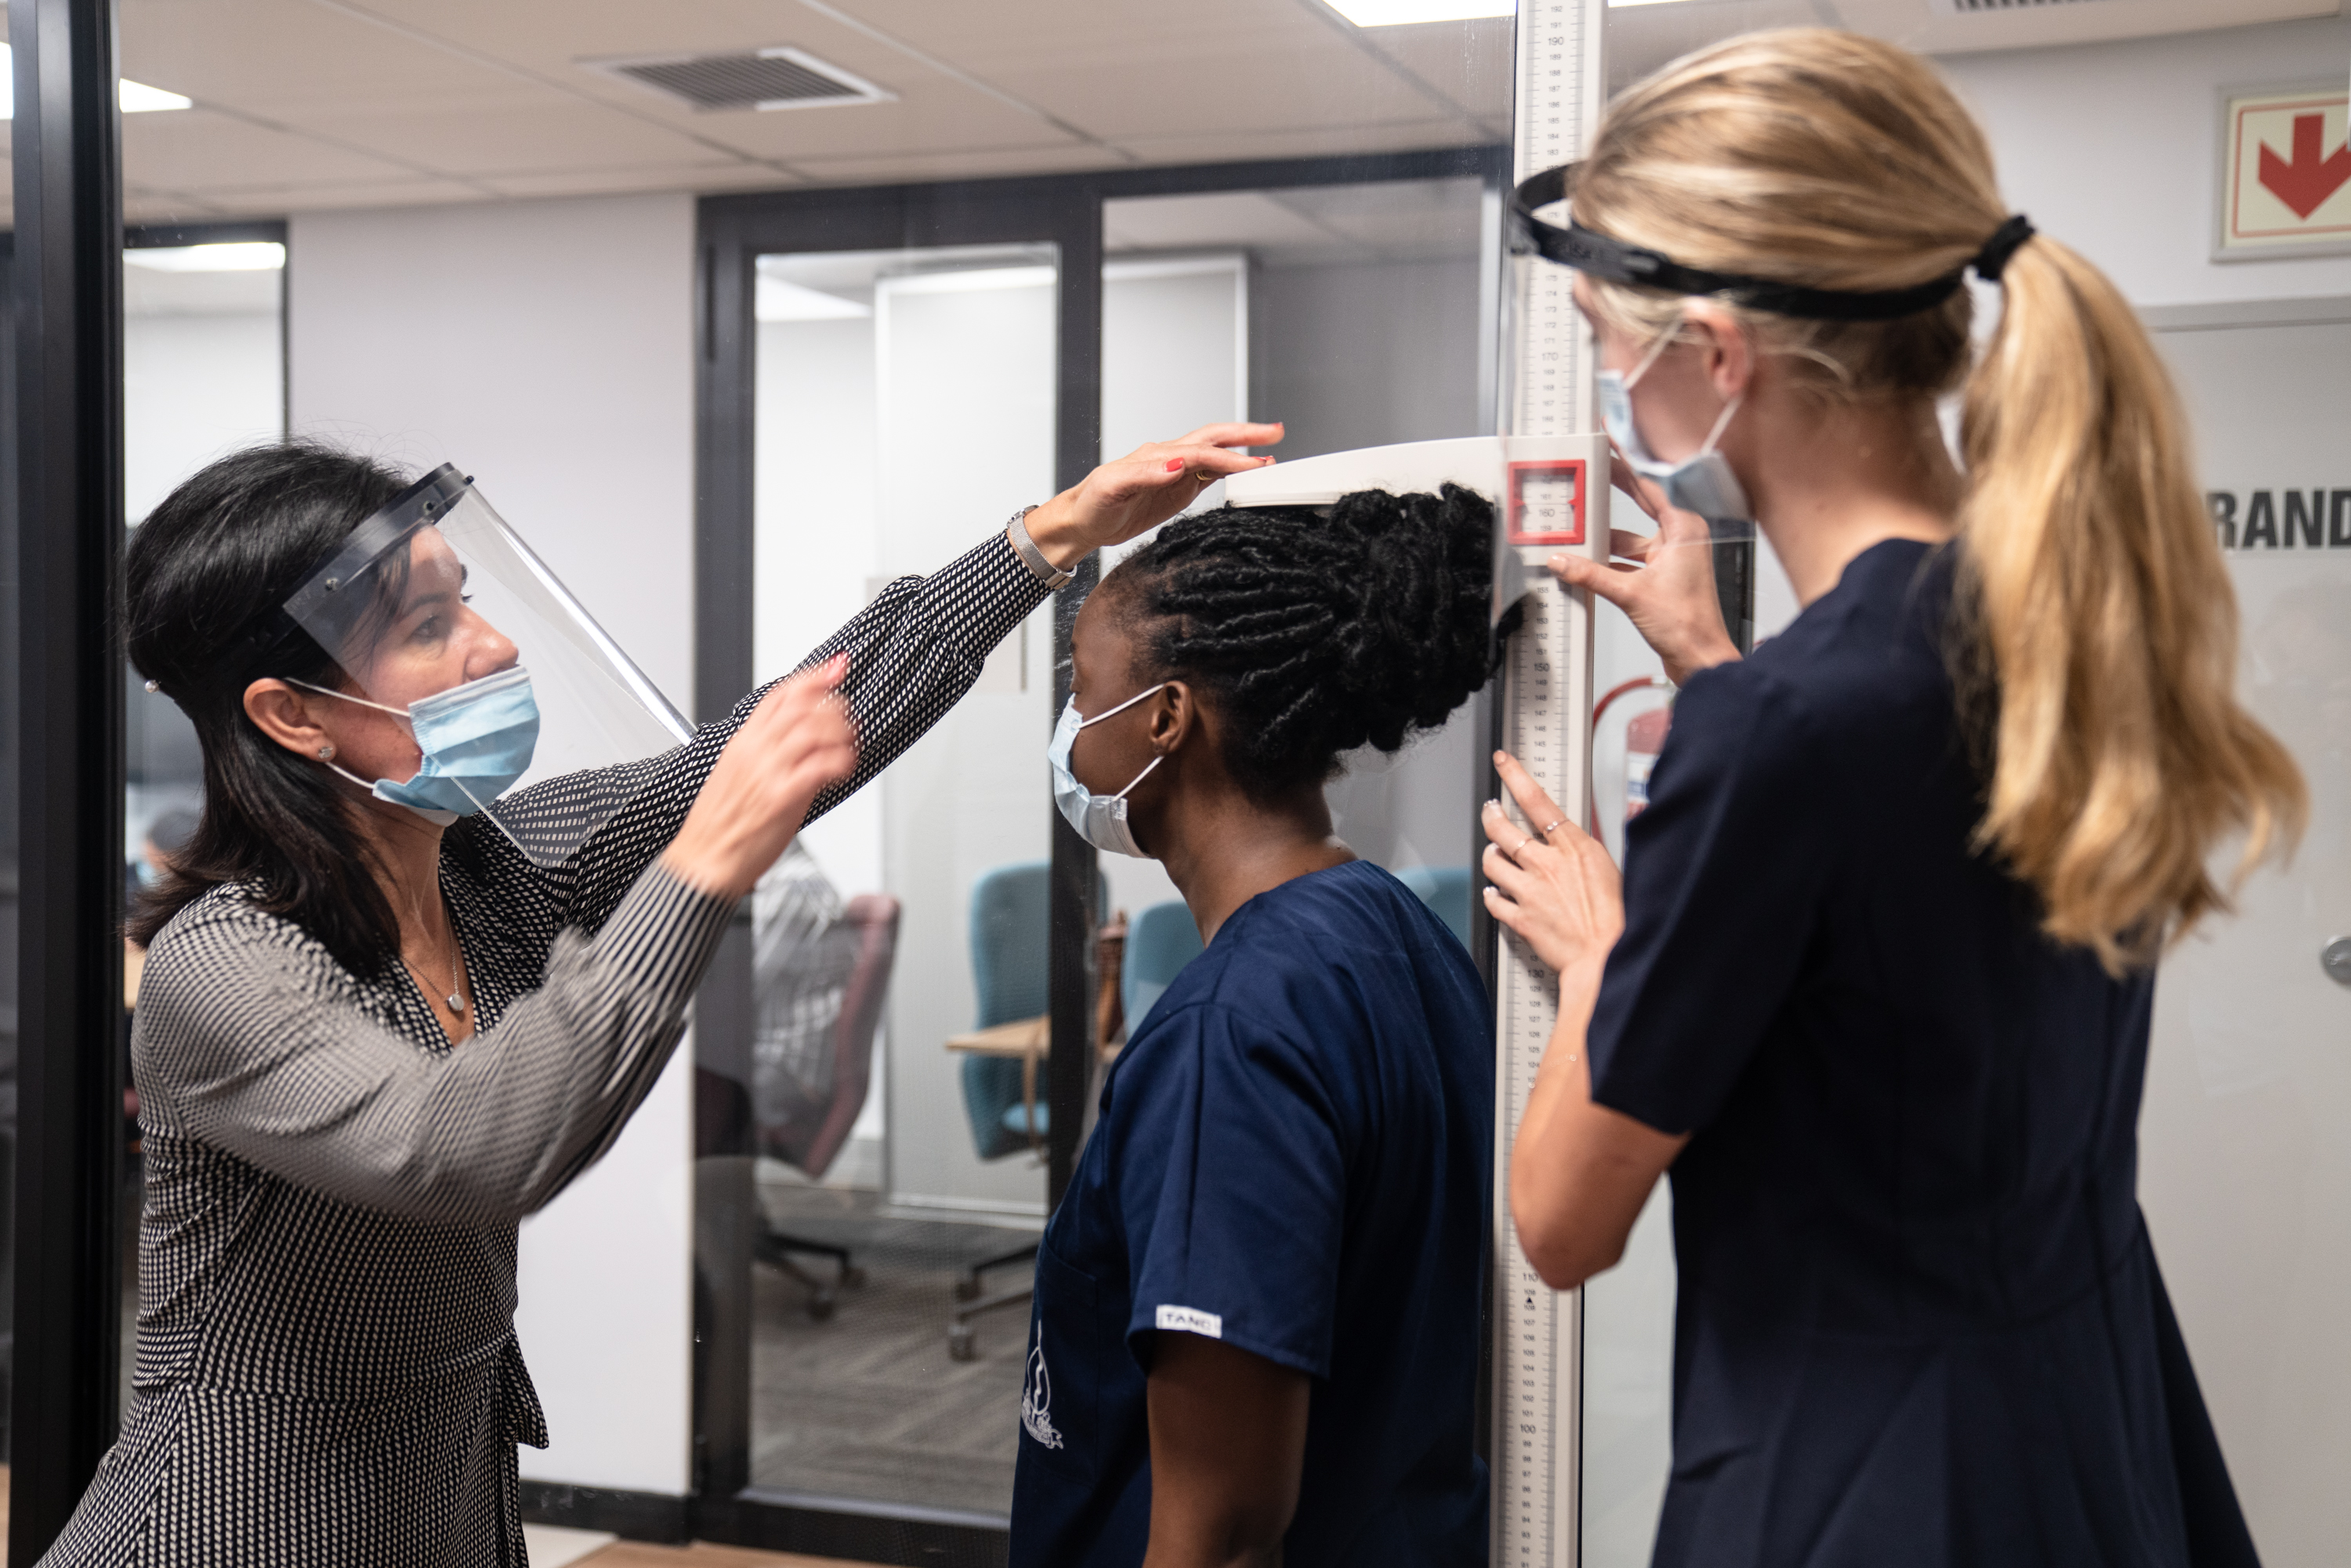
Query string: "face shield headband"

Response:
xmin=1509 ymin=163 xmax=2034 ymax=321
xmin=267 ymin=462 xmax=694 ymax=867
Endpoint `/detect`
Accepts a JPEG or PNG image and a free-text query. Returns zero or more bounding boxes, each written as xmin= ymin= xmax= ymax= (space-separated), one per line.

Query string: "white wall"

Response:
xmin=288 ymin=190 xmax=699 ymax=1496
xmin=124 ymin=311 xmax=282 ymax=526
xmin=1943 ymin=16 xmax=2351 ymax=307
xmin=1255 ymin=252 xmax=1491 ymax=878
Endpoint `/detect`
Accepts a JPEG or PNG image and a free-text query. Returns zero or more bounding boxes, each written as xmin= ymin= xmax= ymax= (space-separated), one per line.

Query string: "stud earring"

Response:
xmin=317 ymin=744 xmax=335 ymax=760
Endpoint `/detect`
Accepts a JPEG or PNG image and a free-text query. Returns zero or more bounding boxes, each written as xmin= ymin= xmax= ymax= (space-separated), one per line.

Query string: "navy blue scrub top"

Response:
xmin=1589 ymin=539 xmax=2259 ymax=1568
xmin=1008 ymin=859 xmax=1492 ymax=1568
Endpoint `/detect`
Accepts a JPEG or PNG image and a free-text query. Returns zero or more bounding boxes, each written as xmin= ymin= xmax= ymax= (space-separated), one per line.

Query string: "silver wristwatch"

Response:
xmin=1007 ymin=506 xmax=1074 ymax=591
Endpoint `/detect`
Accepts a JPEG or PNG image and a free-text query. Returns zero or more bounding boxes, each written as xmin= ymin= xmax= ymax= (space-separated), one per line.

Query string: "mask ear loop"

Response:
xmin=1110 ymin=754 xmax=1165 ymax=802
xmin=1620 ymin=320 xmax=1681 ymax=392
xmin=1628 ymin=316 xmax=1745 ymax=456
xmin=1074 ymin=680 xmax=1172 ymax=731
xmin=284 ymin=676 xmax=413 ymax=722
xmin=1697 ymin=388 xmax=1744 ymax=454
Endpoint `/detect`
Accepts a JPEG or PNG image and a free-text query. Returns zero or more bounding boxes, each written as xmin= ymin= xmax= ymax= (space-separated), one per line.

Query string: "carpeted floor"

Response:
xmin=750 ymin=1184 xmax=1038 ymax=1518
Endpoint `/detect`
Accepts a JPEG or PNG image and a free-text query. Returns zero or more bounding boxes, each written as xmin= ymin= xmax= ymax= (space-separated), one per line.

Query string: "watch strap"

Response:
xmin=1007 ymin=507 xmax=1074 ymax=590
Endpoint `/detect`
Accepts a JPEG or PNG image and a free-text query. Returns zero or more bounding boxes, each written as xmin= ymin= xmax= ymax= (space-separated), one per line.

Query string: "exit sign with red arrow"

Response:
xmin=2221 ymin=87 xmax=2351 ymax=259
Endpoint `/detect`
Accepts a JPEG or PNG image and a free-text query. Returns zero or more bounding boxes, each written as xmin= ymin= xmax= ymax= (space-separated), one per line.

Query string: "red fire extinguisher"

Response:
xmin=1624 ymin=701 xmax=1670 ymax=819
xmin=1593 ymin=677 xmax=1672 ymax=831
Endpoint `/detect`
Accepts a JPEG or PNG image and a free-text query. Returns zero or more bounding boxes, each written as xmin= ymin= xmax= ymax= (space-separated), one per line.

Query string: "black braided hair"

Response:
xmin=1102 ymin=484 xmax=1499 ymax=795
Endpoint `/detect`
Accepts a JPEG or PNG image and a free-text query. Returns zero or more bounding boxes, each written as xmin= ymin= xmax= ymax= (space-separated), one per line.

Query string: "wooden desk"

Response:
xmin=944 ymin=1015 xmax=1125 ymax=1150
xmin=944 ymin=1016 xmax=1049 ymax=1059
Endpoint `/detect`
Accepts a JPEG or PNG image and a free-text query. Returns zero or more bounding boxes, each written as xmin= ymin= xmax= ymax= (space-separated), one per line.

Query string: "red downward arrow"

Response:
xmin=2258 ymin=113 xmax=2351 ymax=219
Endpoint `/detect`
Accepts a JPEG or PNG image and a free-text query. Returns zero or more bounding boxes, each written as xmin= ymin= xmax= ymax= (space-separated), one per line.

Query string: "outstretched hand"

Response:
xmin=1023 ymin=422 xmax=1284 ymax=565
xmin=665 ymin=656 xmax=860 ymax=902
xmin=1545 ymin=444 xmax=1741 ymax=686
xmin=1480 ymin=749 xmax=1623 ymax=983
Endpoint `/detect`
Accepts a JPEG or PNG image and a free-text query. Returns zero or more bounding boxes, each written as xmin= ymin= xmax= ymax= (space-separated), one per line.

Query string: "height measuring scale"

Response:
xmin=1222 ymin=5 xmax=1614 ymax=1559
xmin=1496 ymin=4 xmax=1609 ymax=1566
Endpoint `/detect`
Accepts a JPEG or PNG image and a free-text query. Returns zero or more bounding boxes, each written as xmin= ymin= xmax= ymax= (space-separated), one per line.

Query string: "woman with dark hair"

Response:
xmin=49 ymin=425 xmax=1278 ymax=1568
xmin=1008 ymin=488 xmax=1496 ymax=1568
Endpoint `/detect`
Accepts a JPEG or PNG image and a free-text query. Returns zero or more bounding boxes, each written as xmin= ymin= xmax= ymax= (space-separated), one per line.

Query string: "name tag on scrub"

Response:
xmin=1155 ymin=1305 xmax=1223 ymax=1338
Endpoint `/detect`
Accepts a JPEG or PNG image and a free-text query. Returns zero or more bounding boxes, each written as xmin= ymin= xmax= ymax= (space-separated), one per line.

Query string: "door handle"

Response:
xmin=2325 ymin=937 xmax=2351 ymax=988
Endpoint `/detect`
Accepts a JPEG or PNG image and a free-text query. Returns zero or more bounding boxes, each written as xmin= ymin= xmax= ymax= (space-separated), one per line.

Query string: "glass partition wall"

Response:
xmin=0 ymin=33 xmax=16 ymax=1488
xmin=743 ymin=241 xmax=1063 ymax=1519
xmin=694 ymin=148 xmax=1505 ymax=1559
xmin=117 ymin=228 xmax=287 ymax=1414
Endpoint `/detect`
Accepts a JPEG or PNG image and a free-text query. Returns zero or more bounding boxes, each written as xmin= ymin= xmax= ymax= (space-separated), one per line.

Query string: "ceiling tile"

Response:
xmin=1111 ymin=118 xmax=1487 ymax=168
xmin=118 ymin=0 xmax=529 ymax=117
xmin=481 ymin=163 xmax=807 ymax=202
xmin=122 ymin=108 xmax=428 ymax=194
xmin=1353 ymin=16 xmax=1512 ymax=129
xmin=786 ymin=142 xmax=1132 ymax=187
xmin=128 ymin=176 xmax=489 ymax=223
xmin=607 ymin=82 xmax=1078 ymax=163
xmin=1106 ymin=190 xmax=1346 ymax=255
xmin=292 ymin=100 xmax=734 ymax=177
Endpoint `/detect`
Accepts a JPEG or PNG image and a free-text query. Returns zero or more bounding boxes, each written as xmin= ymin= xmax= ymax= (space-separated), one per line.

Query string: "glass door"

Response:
xmin=2139 ymin=299 xmax=2351 ymax=1568
xmin=726 ymin=241 xmax=1062 ymax=1529
xmin=1097 ymin=178 xmax=1497 ymax=966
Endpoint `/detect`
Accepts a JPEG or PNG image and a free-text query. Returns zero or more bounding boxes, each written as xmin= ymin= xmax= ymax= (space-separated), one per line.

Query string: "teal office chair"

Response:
xmin=948 ymin=860 xmax=1102 ymax=1360
xmin=1121 ymin=900 xmax=1204 ymax=1037
xmin=964 ymin=862 xmax=1063 ymax=1157
xmin=1396 ymin=864 xmax=1474 ymax=953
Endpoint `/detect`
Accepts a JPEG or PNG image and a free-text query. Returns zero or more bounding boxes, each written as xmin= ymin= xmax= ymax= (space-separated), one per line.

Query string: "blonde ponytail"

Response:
xmin=1578 ymin=28 xmax=2306 ymax=972
xmin=1956 ymin=236 xmax=2303 ymax=971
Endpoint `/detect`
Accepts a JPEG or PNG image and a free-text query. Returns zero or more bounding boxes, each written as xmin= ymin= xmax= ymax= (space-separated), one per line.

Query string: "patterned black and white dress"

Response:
xmin=43 ymin=532 xmax=1048 ymax=1567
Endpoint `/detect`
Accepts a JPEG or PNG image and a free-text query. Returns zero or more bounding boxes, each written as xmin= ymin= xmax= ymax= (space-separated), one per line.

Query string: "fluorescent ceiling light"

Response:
xmin=125 ymin=242 xmax=287 ymax=273
xmin=118 ymin=79 xmax=194 ymax=113
xmin=0 ymin=44 xmax=195 ymax=118
xmin=1328 ymin=0 xmax=1512 ymax=23
xmin=755 ymin=275 xmax=871 ymax=322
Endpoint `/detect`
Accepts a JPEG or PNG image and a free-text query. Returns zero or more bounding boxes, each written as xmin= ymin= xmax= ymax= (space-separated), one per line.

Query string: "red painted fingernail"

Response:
xmin=1165 ymin=458 xmax=1184 ymax=472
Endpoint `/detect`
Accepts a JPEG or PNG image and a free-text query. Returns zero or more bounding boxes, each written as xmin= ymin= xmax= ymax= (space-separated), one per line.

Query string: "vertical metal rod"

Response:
xmin=1493 ymin=4 xmax=1607 ymax=1566
xmin=1045 ymin=197 xmax=1103 ymax=1211
xmin=8 ymin=0 xmax=127 ymax=1555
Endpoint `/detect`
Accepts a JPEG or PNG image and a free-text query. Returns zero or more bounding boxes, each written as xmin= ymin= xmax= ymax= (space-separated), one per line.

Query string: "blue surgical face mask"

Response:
xmin=291 ymin=664 xmax=542 ymax=825
xmin=1048 ymin=683 xmax=1170 ymax=858
xmin=1597 ymin=322 xmax=1753 ymax=531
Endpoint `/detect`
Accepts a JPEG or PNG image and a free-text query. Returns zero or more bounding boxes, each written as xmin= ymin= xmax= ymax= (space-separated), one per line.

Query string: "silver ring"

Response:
xmin=1539 ymin=817 xmax=1566 ymax=837
xmin=1518 ymin=835 xmax=1534 ymax=856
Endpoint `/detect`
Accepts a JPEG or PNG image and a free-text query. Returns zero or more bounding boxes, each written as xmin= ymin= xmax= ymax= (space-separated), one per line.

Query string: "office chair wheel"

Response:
xmin=842 ymin=1265 xmax=868 ymax=1289
xmin=955 ymin=1276 xmax=982 ymax=1302
xmin=948 ymin=1324 xmax=977 ymax=1362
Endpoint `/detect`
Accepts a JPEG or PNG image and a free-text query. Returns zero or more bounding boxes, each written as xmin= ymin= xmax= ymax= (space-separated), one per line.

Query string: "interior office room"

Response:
xmin=0 ymin=0 xmax=2346 ymax=1564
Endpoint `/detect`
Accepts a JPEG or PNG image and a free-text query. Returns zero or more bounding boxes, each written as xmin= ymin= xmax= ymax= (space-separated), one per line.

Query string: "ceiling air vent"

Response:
xmin=586 ymin=46 xmax=894 ymax=112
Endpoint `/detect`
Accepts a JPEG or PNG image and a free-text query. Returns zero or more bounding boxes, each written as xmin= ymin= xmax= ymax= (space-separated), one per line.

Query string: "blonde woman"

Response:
xmin=1480 ymin=30 xmax=2302 ymax=1568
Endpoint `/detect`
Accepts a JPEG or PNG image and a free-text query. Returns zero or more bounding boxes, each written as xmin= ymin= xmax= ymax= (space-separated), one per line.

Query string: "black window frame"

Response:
xmin=685 ymin=142 xmax=1506 ymax=1566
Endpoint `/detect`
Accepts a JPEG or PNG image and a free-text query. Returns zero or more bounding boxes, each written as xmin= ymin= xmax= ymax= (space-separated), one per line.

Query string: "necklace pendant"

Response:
xmin=447 ymin=993 xmax=467 ymax=1014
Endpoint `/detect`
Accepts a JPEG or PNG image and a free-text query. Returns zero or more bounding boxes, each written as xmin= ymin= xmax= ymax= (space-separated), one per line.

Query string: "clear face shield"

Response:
xmin=281 ymin=463 xmax=693 ymax=867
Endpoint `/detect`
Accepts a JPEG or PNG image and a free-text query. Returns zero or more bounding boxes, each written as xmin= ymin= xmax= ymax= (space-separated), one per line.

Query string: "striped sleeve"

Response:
xmin=549 ymin=523 xmax=1050 ymax=930
xmin=133 ymin=859 xmax=735 ymax=1226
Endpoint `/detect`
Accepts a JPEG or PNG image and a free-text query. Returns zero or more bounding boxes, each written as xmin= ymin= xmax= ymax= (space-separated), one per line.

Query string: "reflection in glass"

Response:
xmin=120 ymin=239 xmax=287 ymax=1410
xmin=0 ymin=53 xmax=14 ymax=1472
xmin=1100 ymin=178 xmax=1492 ymax=944
xmin=741 ymin=243 xmax=1061 ymax=1519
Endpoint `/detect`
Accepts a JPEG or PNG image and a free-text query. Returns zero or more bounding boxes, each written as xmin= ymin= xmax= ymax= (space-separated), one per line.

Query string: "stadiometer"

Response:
xmin=1225 ymin=5 xmax=1612 ymax=1562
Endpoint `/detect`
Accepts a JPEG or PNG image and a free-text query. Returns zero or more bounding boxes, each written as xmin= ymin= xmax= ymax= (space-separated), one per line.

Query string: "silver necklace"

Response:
xmin=404 ymin=948 xmax=469 ymax=1016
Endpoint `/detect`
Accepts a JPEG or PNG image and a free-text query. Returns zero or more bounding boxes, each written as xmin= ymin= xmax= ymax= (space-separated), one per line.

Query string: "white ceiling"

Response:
xmin=0 ymin=0 xmax=2333 ymax=227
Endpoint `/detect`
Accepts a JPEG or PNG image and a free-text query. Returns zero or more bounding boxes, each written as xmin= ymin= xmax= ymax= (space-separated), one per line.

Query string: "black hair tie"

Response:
xmin=1972 ymin=215 xmax=2034 ymax=283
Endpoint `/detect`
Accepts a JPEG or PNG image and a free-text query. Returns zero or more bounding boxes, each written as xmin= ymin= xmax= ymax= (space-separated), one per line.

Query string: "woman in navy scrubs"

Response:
xmin=1484 ymin=31 xmax=2305 ymax=1568
xmin=1008 ymin=489 xmax=1497 ymax=1568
